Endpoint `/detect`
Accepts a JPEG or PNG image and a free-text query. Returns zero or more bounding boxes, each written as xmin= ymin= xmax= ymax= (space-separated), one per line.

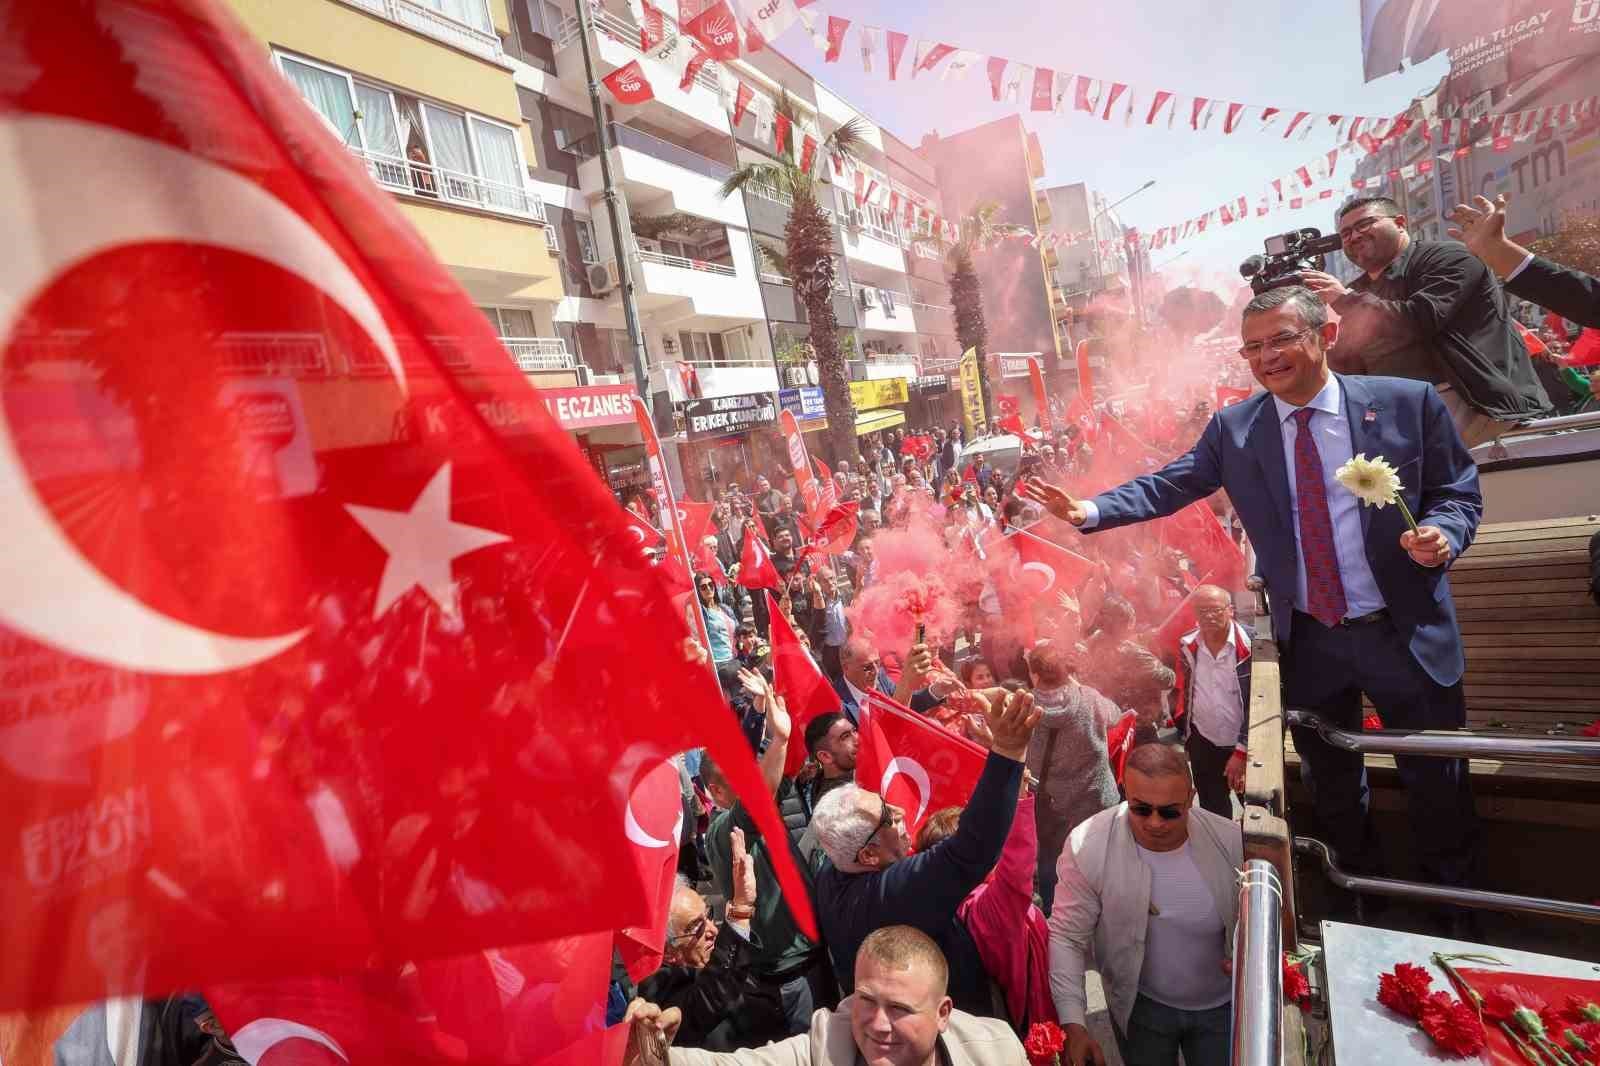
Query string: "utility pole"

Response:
xmin=573 ymin=3 xmax=660 ymax=424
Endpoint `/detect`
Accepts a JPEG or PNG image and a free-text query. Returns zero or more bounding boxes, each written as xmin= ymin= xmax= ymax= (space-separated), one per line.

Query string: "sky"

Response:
xmin=769 ymin=0 xmax=1450 ymax=297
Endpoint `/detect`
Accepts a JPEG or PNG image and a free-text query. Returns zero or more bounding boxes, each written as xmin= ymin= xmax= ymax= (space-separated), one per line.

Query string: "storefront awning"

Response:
xmin=854 ymin=408 xmax=906 ymax=435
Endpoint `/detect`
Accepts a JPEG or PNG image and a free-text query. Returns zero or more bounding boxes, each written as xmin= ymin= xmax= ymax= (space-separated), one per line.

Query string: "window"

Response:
xmin=575 ymin=218 xmax=599 ymax=263
xmin=275 ymin=51 xmax=537 ymax=219
xmin=545 ymin=225 xmax=561 ymax=252
xmin=519 ymin=0 xmax=566 ymax=37
xmin=478 ymin=306 xmax=540 ymax=338
xmin=720 ymin=328 xmax=750 ymax=363
xmin=420 ymin=0 xmax=492 ymax=33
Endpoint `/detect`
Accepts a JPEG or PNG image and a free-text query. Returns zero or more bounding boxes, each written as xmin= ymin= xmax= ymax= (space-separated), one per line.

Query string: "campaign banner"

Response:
xmin=780 ymin=409 xmax=822 ymax=520
xmin=959 ymin=347 xmax=986 ymax=437
xmin=848 ymin=377 xmax=910 ymax=409
xmin=683 ymin=391 xmax=778 ymax=439
xmin=778 ymin=385 xmax=826 ymax=421
xmin=1361 ymin=0 xmax=1600 ymax=97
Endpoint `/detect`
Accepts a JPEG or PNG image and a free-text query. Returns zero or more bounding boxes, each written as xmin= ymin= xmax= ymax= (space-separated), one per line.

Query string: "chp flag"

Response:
xmin=0 ymin=0 xmax=813 ymax=1013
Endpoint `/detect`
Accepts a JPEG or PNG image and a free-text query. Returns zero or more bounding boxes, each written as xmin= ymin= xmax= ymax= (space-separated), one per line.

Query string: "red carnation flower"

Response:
xmin=1418 ymin=992 xmax=1488 ymax=1057
xmin=1377 ymin=962 xmax=1433 ymax=1019
xmin=1567 ymin=994 xmax=1600 ymax=1023
xmin=1283 ymin=958 xmax=1312 ymax=1008
xmin=1566 ymin=1020 xmax=1600 ymax=1053
xmin=1582 ymin=717 xmax=1600 ymax=737
xmin=1363 ymin=713 xmax=1385 ymax=731
xmin=1482 ymin=984 xmax=1545 ymax=1027
xmin=1541 ymin=1004 xmax=1570 ymax=1040
xmin=1023 ymin=1020 xmax=1066 ymax=1065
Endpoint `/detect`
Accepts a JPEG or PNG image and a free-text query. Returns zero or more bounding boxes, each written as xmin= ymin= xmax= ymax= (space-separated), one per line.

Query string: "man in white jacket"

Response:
xmin=621 ymin=925 xmax=1024 ymax=1066
xmin=1047 ymin=743 xmax=1243 ymax=1066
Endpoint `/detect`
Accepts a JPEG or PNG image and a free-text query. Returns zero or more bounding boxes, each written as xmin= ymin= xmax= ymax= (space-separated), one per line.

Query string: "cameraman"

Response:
xmin=1299 ymin=195 xmax=1551 ymax=447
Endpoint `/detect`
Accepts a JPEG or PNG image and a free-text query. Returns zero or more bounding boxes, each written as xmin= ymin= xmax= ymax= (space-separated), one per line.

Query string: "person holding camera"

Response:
xmin=1298 ymin=195 xmax=1551 ymax=447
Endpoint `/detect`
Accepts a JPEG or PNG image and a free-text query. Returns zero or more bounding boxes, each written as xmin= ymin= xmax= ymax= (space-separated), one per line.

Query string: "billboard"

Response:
xmin=1362 ymin=0 xmax=1600 ymax=97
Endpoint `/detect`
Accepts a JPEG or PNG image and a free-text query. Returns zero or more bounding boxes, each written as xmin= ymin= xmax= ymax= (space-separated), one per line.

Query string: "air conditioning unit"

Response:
xmin=588 ymin=259 xmax=621 ymax=295
xmin=857 ymin=286 xmax=877 ymax=310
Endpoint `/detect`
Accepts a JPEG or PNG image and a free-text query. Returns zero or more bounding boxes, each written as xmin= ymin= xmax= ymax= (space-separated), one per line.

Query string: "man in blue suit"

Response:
xmin=1027 ymin=285 xmax=1482 ymax=893
xmin=832 ymin=637 xmax=948 ymax=724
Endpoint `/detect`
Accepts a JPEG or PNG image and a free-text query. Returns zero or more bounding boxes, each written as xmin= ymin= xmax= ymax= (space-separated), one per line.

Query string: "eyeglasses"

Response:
xmin=1193 ymin=606 xmax=1232 ymax=619
xmin=668 ymin=910 xmax=714 ymax=944
xmin=859 ymin=801 xmax=896 ymax=855
xmin=1237 ymin=327 xmax=1316 ymax=361
xmin=1337 ymin=214 xmax=1390 ymax=243
xmin=1129 ymin=801 xmax=1186 ymax=821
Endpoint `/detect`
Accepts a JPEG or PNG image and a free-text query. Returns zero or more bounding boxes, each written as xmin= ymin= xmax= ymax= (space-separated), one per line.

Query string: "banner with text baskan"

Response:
xmin=1361 ymin=0 xmax=1600 ymax=97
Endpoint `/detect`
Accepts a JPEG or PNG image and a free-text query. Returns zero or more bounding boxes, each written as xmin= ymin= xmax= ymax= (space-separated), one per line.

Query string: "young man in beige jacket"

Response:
xmin=621 ymin=925 xmax=1024 ymax=1066
xmin=1047 ymin=743 xmax=1243 ymax=1066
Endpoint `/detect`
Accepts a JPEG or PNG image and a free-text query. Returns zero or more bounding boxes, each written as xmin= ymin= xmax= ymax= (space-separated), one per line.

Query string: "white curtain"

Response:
xmin=355 ymin=83 xmax=400 ymax=157
xmin=430 ymin=0 xmax=492 ymax=32
xmin=281 ymin=58 xmax=356 ymax=144
xmin=471 ymin=119 xmax=525 ymax=211
xmin=424 ymin=104 xmax=473 ymax=201
xmin=496 ymin=308 xmax=537 ymax=337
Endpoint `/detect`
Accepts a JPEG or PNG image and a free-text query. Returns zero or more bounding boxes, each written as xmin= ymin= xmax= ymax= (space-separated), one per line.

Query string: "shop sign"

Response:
xmin=996 ymin=354 xmax=1040 ymax=379
xmin=778 ymin=385 xmax=826 ymax=421
xmin=539 ymin=383 xmax=638 ymax=430
xmin=683 ymin=391 xmax=778 ymax=439
xmin=912 ymin=374 xmax=949 ymax=395
xmin=848 ymin=377 xmax=909 ymax=409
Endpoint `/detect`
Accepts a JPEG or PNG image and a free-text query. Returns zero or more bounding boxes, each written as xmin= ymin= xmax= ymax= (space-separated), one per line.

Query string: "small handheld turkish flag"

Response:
xmin=765 ymin=592 xmax=842 ymax=775
xmin=1009 ymin=528 xmax=1096 ymax=600
xmin=1216 ymin=385 xmax=1253 ymax=409
xmin=0 ymin=0 xmax=811 ymax=1012
xmin=856 ymin=692 xmax=987 ymax=839
xmin=737 ymin=523 xmax=782 ymax=589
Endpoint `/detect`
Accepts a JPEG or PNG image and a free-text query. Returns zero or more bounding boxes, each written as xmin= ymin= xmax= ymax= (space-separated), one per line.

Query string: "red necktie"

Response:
xmin=1292 ymin=408 xmax=1348 ymax=627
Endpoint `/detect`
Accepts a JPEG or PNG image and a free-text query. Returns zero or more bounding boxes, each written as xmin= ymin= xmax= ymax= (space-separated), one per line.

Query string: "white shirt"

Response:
xmin=1272 ymin=375 xmax=1386 ymax=618
xmin=1136 ymin=840 xmax=1233 ymax=1011
xmin=1190 ymin=634 xmax=1245 ymax=750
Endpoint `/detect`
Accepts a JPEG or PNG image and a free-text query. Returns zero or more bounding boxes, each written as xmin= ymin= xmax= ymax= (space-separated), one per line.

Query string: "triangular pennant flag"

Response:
xmin=823 ymin=14 xmax=849 ymax=61
xmin=774 ymin=111 xmax=790 ymax=154
xmin=1102 ymin=82 xmax=1129 ymax=121
xmin=912 ymin=39 xmax=956 ymax=77
xmin=1224 ymin=102 xmax=1246 ymax=133
xmin=1260 ymin=106 xmax=1281 ymax=132
xmin=798 ymin=133 xmax=817 ymax=174
xmin=1003 ymin=62 xmax=1031 ymax=103
xmin=1190 ymin=97 xmax=1209 ymax=129
xmin=885 ymin=29 xmax=908 ymax=79
xmin=987 ymin=55 xmax=1008 ymax=101
xmin=1031 ymin=66 xmax=1056 ymax=112
xmin=1283 ymin=110 xmax=1311 ymax=139
xmin=1147 ymin=90 xmax=1174 ymax=125
xmin=942 ymin=48 xmax=982 ymax=81
xmin=731 ymin=80 xmax=754 ymax=126
xmin=858 ymin=24 xmax=879 ymax=72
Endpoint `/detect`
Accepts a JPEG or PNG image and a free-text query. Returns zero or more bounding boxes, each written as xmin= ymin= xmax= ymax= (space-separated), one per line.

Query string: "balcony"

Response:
xmin=649 ymin=356 xmax=779 ymax=401
xmin=575 ymin=124 xmax=747 ymax=229
xmin=352 ymin=145 xmax=546 ymax=223
xmin=504 ymin=337 xmax=576 ymax=370
xmin=842 ymin=220 xmax=907 ymax=273
xmin=627 ymin=242 xmax=765 ymax=320
xmin=337 ymin=0 xmax=504 ymax=62
xmin=854 ymin=285 xmax=917 ymax=335
xmin=759 ymin=272 xmax=857 ymax=328
xmin=552 ymin=7 xmax=728 ymax=131
xmin=911 ymin=300 xmax=956 ymax=336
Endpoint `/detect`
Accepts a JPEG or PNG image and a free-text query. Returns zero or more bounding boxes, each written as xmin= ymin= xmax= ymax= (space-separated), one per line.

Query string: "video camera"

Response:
xmin=1239 ymin=227 xmax=1345 ymax=295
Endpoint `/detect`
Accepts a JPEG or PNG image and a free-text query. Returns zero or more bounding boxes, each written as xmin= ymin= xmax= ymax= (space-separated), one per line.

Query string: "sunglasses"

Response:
xmin=1129 ymin=801 xmax=1186 ymax=821
xmin=859 ymin=801 xmax=896 ymax=855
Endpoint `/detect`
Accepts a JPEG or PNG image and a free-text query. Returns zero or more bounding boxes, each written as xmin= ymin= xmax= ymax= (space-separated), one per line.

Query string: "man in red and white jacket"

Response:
xmin=1172 ymin=585 xmax=1254 ymax=818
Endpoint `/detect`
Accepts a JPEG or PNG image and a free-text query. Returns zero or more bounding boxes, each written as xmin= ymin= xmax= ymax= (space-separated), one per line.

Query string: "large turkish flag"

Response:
xmin=857 ymin=693 xmax=987 ymax=839
xmin=0 ymin=0 xmax=810 ymax=1011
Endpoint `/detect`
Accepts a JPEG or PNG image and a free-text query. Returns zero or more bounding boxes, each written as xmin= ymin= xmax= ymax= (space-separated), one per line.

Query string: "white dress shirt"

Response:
xmin=1190 ymin=635 xmax=1244 ymax=750
xmin=1272 ymin=376 xmax=1386 ymax=618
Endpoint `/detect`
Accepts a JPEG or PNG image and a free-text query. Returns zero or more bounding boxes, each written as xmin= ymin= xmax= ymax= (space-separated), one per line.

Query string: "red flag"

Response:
xmin=1075 ymin=339 xmax=1094 ymax=401
xmin=731 ymin=80 xmax=755 ymax=126
xmin=987 ymin=56 xmax=1008 ymax=101
xmin=738 ymin=524 xmax=782 ymax=589
xmin=1146 ymin=90 xmax=1174 ymax=124
xmin=824 ymin=14 xmax=850 ymax=61
xmin=205 ymin=934 xmax=618 ymax=1066
xmin=615 ymin=757 xmax=687 ymax=981
xmin=1190 ymin=97 xmax=1209 ymax=129
xmin=1514 ymin=320 xmax=1548 ymax=356
xmin=640 ymin=0 xmax=668 ymax=47
xmin=798 ymin=133 xmax=817 ymax=174
xmin=1153 ymin=570 xmax=1228 ymax=654
xmin=0 ymin=0 xmax=814 ymax=1012
xmin=1284 ymin=110 xmax=1311 ymax=138
xmin=1159 ymin=502 xmax=1246 ymax=585
xmin=774 ymin=111 xmax=791 ymax=155
xmin=813 ymin=456 xmax=839 ymax=512
xmin=686 ymin=0 xmax=741 ymax=59
xmin=885 ymin=30 xmax=908 ymax=79
xmin=998 ymin=412 xmax=1027 ymax=437
xmin=1105 ymin=710 xmax=1139 ymax=786
xmin=766 ymin=592 xmax=843 ymax=775
xmin=913 ymin=42 xmax=956 ymax=77
xmin=780 ymin=409 xmax=822 ymax=519
xmin=1224 ymin=102 xmax=1246 ymax=133
xmin=799 ymin=502 xmax=860 ymax=565
xmin=1216 ymin=385 xmax=1252 ymax=409
xmin=1101 ymin=82 xmax=1128 ymax=121
xmin=857 ymin=692 xmax=987 ymax=838
xmin=675 ymin=499 xmax=716 ymax=552
xmin=622 ymin=506 xmax=665 ymax=552
xmin=1009 ymin=529 xmax=1096 ymax=600
xmin=1031 ymin=67 xmax=1056 ymax=112
xmin=602 ymin=60 xmax=655 ymax=105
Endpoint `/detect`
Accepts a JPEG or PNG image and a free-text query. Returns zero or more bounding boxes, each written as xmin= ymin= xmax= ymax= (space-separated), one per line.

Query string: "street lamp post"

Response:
xmin=1089 ymin=179 xmax=1156 ymax=300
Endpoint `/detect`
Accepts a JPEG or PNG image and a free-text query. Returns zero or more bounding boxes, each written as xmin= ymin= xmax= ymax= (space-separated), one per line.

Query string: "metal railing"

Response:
xmin=745 ymin=180 xmax=836 ymax=219
xmin=504 ymin=337 xmax=575 ymax=370
xmin=553 ymin=7 xmax=721 ymax=92
xmin=913 ymin=300 xmax=954 ymax=313
xmin=606 ymin=123 xmax=732 ymax=181
xmin=1295 ymin=838 xmax=1600 ymax=925
xmin=1232 ymin=859 xmax=1284 ymax=1066
xmin=635 ymin=246 xmax=738 ymax=276
xmin=1285 ymin=709 xmax=1600 ymax=767
xmin=216 ymin=332 xmax=331 ymax=375
xmin=337 ymin=0 xmax=503 ymax=60
xmin=351 ymin=146 xmax=546 ymax=222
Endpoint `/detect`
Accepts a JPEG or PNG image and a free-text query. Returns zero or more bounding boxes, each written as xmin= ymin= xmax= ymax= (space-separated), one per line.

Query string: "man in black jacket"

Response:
xmin=808 ymin=687 xmax=1039 ymax=1019
xmin=1301 ymin=195 xmax=1551 ymax=446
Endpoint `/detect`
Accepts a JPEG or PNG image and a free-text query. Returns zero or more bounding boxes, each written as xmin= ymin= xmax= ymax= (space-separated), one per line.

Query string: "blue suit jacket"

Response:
xmin=1089 ymin=374 xmax=1482 ymax=686
xmin=830 ymin=670 xmax=940 ymax=724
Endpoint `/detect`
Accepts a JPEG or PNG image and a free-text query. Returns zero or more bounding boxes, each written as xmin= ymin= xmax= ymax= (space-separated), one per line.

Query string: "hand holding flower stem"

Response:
xmin=1335 ymin=454 xmax=1454 ymax=568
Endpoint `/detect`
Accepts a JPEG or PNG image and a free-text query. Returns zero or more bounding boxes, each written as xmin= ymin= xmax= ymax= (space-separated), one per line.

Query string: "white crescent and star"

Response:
xmin=623 ymin=761 xmax=685 ymax=849
xmin=1020 ymin=560 xmax=1057 ymax=594
xmin=229 ymin=1018 xmax=349 ymax=1064
xmin=879 ymin=756 xmax=932 ymax=827
xmin=0 ymin=115 xmax=505 ymax=672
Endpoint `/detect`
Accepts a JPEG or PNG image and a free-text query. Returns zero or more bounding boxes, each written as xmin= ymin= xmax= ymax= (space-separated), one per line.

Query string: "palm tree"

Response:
xmin=929 ymin=201 xmax=1026 ymax=429
xmin=719 ymin=94 xmax=865 ymax=465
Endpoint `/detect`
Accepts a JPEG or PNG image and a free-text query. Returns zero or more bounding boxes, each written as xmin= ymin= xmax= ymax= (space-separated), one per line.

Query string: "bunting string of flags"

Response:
xmin=598 ymin=0 xmax=1600 ymax=254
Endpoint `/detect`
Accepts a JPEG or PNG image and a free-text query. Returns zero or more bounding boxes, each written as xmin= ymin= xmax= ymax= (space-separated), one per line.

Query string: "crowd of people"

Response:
xmin=613 ymin=194 xmax=1600 ymax=1066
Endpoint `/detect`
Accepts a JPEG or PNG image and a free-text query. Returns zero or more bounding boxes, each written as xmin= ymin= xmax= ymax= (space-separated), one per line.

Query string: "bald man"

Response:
xmin=1172 ymin=585 xmax=1253 ymax=818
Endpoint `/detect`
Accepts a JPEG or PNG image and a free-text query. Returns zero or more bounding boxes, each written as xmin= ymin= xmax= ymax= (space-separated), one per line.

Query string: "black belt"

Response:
xmin=1295 ymin=608 xmax=1389 ymax=627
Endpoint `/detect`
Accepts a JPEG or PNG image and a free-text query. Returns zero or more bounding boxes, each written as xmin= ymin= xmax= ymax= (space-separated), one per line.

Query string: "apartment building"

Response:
xmin=918 ymin=116 xmax=1067 ymax=408
xmin=509 ymin=0 xmax=965 ymax=494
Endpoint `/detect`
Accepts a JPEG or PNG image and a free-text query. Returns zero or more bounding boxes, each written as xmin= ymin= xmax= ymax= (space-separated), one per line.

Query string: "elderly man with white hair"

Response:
xmin=809 ymin=688 xmax=1040 ymax=1020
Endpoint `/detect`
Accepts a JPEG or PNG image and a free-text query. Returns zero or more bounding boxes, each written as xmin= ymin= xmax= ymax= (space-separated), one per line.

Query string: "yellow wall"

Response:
xmin=229 ymin=0 xmax=521 ymax=125
xmin=401 ymin=202 xmax=564 ymax=300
